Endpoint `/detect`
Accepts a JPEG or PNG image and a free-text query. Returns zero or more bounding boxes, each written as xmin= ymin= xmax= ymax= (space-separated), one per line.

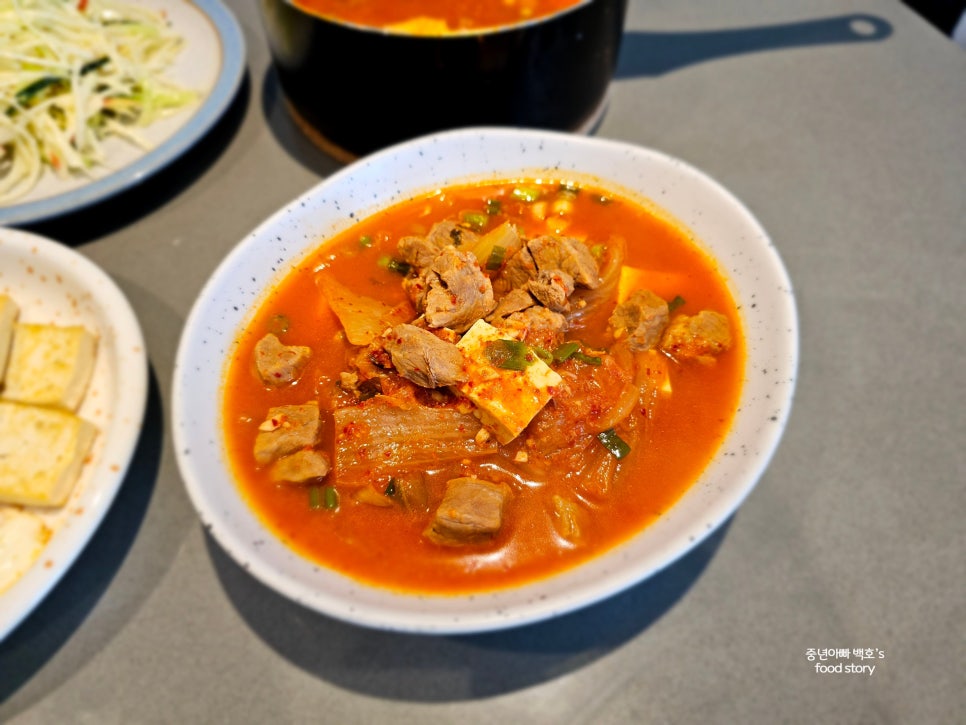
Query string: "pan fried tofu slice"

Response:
xmin=0 ymin=508 xmax=51 ymax=594
xmin=2 ymin=323 xmax=97 ymax=411
xmin=0 ymin=295 xmax=19 ymax=381
xmin=0 ymin=401 xmax=97 ymax=507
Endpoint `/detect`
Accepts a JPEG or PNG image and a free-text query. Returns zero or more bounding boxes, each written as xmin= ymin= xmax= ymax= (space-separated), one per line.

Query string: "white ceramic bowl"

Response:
xmin=173 ymin=128 xmax=798 ymax=634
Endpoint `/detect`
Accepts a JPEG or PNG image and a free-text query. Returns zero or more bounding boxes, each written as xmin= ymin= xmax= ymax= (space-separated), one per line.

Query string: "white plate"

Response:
xmin=0 ymin=0 xmax=246 ymax=226
xmin=0 ymin=228 xmax=148 ymax=641
xmin=174 ymin=128 xmax=799 ymax=634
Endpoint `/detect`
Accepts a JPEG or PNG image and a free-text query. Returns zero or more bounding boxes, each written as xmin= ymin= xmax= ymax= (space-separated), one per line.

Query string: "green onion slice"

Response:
xmin=552 ymin=341 xmax=602 ymax=365
xmin=668 ymin=294 xmax=686 ymax=312
xmin=485 ymin=198 xmax=502 ymax=216
xmin=309 ymin=486 xmax=323 ymax=510
xmin=511 ymin=186 xmax=541 ymax=203
xmin=552 ymin=341 xmax=580 ymax=362
xmin=597 ymin=428 xmax=631 ymax=459
xmin=485 ymin=339 xmax=534 ymax=370
xmin=378 ymin=256 xmax=411 ymax=276
xmin=323 ymin=485 xmax=339 ymax=510
xmin=485 ymin=245 xmax=506 ymax=271
xmin=460 ymin=210 xmax=488 ymax=232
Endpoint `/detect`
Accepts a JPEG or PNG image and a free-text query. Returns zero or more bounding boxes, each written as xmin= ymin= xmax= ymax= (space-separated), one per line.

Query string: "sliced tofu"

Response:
xmin=2 ymin=323 xmax=97 ymax=411
xmin=0 ymin=294 xmax=19 ymax=382
xmin=0 ymin=508 xmax=51 ymax=594
xmin=0 ymin=401 xmax=97 ymax=507
xmin=456 ymin=319 xmax=561 ymax=444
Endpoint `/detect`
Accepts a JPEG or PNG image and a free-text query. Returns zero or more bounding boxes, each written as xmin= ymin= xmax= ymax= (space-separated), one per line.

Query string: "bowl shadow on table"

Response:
xmin=614 ymin=13 xmax=892 ymax=79
xmin=209 ymin=517 xmax=731 ymax=700
xmin=260 ymin=67 xmax=351 ymax=177
xmin=0 ymin=368 xmax=163 ymax=703
xmin=14 ymin=74 xmax=251 ymax=246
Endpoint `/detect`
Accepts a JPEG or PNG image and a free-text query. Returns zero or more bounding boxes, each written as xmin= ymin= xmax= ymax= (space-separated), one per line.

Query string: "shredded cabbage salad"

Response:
xmin=0 ymin=0 xmax=196 ymax=203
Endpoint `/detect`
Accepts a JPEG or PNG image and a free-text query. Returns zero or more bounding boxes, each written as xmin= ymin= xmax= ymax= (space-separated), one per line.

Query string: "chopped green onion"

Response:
xmin=309 ymin=486 xmax=323 ymax=510
xmin=532 ymin=345 xmax=553 ymax=365
xmin=460 ymin=210 xmax=488 ymax=232
xmin=485 ymin=339 xmax=534 ymax=371
xmin=80 ymin=56 xmax=110 ymax=75
xmin=385 ymin=478 xmax=397 ymax=497
xmin=552 ymin=341 xmax=581 ymax=362
xmin=551 ymin=341 xmax=601 ymax=365
xmin=486 ymin=245 xmax=507 ymax=271
xmin=378 ymin=255 xmax=411 ymax=276
xmin=267 ymin=313 xmax=290 ymax=335
xmin=597 ymin=428 xmax=631 ymax=459
xmin=589 ymin=244 xmax=606 ymax=259
xmin=558 ymin=182 xmax=580 ymax=198
xmin=323 ymin=485 xmax=339 ymax=510
xmin=485 ymin=198 xmax=502 ymax=216
xmin=358 ymin=234 xmax=373 ymax=248
xmin=668 ymin=294 xmax=686 ymax=312
xmin=511 ymin=186 xmax=542 ymax=203
xmin=15 ymin=76 xmax=65 ymax=106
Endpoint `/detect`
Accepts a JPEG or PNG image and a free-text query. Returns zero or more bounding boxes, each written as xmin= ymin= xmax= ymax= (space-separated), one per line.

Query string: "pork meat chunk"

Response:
xmin=398 ymin=220 xmax=480 ymax=270
xmin=253 ymin=402 xmax=321 ymax=465
xmin=486 ymin=287 xmax=536 ymax=323
xmin=424 ymin=477 xmax=511 ymax=546
xmin=528 ymin=269 xmax=575 ymax=312
xmin=661 ymin=310 xmax=732 ymax=361
xmin=269 ymin=449 xmax=331 ymax=483
xmin=421 ymin=246 xmax=495 ymax=331
xmin=527 ymin=236 xmax=600 ymax=288
xmin=254 ymin=333 xmax=311 ymax=386
xmin=609 ymin=289 xmax=669 ymax=351
xmin=503 ymin=235 xmax=601 ymax=291
xmin=384 ymin=323 xmax=467 ymax=388
xmin=503 ymin=305 xmax=568 ymax=349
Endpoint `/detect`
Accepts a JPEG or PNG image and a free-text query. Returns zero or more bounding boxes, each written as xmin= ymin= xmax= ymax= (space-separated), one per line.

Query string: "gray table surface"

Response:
xmin=2 ymin=0 xmax=964 ymax=722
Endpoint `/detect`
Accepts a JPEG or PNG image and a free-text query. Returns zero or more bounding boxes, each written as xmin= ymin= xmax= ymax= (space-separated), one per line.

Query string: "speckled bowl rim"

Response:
xmin=173 ymin=127 xmax=798 ymax=634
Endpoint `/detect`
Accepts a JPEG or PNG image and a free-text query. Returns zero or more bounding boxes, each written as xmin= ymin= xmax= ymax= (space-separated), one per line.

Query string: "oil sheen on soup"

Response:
xmin=222 ymin=179 xmax=745 ymax=594
xmin=293 ymin=0 xmax=587 ymax=34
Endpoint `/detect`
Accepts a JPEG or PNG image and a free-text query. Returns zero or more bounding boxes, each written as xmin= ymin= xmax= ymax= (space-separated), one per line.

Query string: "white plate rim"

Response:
xmin=0 ymin=0 xmax=246 ymax=227
xmin=173 ymin=127 xmax=799 ymax=634
xmin=0 ymin=228 xmax=149 ymax=642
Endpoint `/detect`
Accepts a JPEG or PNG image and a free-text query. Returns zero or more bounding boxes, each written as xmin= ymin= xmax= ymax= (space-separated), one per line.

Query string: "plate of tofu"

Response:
xmin=0 ymin=228 xmax=147 ymax=641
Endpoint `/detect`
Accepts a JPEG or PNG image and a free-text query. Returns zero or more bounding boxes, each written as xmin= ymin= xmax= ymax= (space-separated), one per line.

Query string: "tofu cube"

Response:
xmin=0 ymin=295 xmax=19 ymax=381
xmin=2 ymin=323 xmax=97 ymax=411
xmin=0 ymin=401 xmax=97 ymax=507
xmin=456 ymin=319 xmax=561 ymax=444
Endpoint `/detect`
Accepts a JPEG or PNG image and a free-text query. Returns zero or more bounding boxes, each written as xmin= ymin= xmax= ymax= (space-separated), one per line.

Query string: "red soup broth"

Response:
xmin=222 ymin=179 xmax=745 ymax=594
xmin=292 ymin=0 xmax=588 ymax=33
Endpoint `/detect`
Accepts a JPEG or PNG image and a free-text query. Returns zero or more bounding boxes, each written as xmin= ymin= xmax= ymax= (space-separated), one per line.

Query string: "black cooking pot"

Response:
xmin=258 ymin=0 xmax=629 ymax=159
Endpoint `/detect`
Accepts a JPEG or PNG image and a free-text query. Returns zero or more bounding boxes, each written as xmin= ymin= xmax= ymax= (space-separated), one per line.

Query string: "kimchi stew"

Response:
xmin=293 ymin=0 xmax=587 ymax=34
xmin=222 ymin=179 xmax=745 ymax=594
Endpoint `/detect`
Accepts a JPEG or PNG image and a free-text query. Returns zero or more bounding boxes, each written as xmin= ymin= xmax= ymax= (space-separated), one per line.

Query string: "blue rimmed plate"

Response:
xmin=0 ymin=0 xmax=246 ymax=226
